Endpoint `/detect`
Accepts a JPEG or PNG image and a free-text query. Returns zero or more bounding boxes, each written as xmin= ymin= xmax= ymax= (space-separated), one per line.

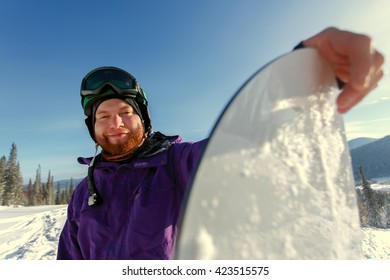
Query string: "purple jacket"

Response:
xmin=57 ymin=132 xmax=206 ymax=260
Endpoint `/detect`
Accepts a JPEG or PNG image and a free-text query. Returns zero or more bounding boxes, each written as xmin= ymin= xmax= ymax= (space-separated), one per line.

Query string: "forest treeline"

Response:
xmin=0 ymin=143 xmax=74 ymax=206
xmin=357 ymin=165 xmax=390 ymax=228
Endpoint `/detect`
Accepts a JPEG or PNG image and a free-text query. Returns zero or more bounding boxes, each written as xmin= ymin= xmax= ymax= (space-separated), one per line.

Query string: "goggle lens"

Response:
xmin=83 ymin=69 xmax=136 ymax=90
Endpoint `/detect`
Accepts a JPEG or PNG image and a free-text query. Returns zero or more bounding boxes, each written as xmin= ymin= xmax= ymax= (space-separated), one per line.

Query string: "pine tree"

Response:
xmin=0 ymin=155 xmax=6 ymax=205
xmin=48 ymin=172 xmax=55 ymax=205
xmin=41 ymin=174 xmax=48 ymax=205
xmin=26 ymin=178 xmax=35 ymax=206
xmin=14 ymin=162 xmax=25 ymax=205
xmin=33 ymin=165 xmax=42 ymax=205
xmin=68 ymin=178 xmax=74 ymax=203
xmin=63 ymin=182 xmax=69 ymax=204
xmin=55 ymin=181 xmax=61 ymax=205
xmin=60 ymin=187 xmax=67 ymax=205
xmin=2 ymin=143 xmax=24 ymax=206
xmin=358 ymin=165 xmax=385 ymax=227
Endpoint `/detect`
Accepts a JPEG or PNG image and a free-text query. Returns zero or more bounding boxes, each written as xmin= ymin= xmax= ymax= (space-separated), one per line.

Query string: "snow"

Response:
xmin=0 ymin=205 xmax=67 ymax=260
xmin=0 ymin=205 xmax=389 ymax=260
xmin=362 ymin=227 xmax=390 ymax=259
xmin=356 ymin=181 xmax=390 ymax=192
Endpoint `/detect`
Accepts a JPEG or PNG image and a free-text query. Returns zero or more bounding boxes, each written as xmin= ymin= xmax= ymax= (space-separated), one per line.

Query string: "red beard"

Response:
xmin=96 ymin=126 xmax=146 ymax=157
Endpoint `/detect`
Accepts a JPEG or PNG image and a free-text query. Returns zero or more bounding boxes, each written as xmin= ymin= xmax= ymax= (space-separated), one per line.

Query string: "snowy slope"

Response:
xmin=0 ymin=205 xmax=389 ymax=260
xmin=362 ymin=227 xmax=390 ymax=259
xmin=0 ymin=205 xmax=67 ymax=260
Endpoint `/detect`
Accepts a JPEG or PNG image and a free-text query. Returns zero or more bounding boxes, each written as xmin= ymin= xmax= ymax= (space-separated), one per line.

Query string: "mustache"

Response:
xmin=104 ymin=129 xmax=129 ymax=136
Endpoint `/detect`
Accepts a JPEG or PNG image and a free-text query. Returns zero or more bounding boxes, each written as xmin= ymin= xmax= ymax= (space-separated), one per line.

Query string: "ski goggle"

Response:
xmin=80 ymin=67 xmax=147 ymax=115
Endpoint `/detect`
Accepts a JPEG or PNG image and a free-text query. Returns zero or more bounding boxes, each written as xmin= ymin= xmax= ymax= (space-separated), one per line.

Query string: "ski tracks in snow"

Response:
xmin=0 ymin=205 xmax=389 ymax=260
xmin=0 ymin=205 xmax=67 ymax=260
xmin=361 ymin=227 xmax=390 ymax=259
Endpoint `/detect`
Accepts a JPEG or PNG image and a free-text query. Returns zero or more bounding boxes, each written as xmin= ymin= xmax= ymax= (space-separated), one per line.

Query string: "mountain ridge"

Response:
xmin=350 ymin=135 xmax=390 ymax=181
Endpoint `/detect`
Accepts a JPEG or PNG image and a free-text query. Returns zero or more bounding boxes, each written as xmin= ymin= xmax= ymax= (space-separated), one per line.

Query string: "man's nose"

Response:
xmin=110 ymin=114 xmax=123 ymax=128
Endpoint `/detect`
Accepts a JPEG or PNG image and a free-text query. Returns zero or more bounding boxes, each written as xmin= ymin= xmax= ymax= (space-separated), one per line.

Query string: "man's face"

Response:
xmin=94 ymin=98 xmax=145 ymax=155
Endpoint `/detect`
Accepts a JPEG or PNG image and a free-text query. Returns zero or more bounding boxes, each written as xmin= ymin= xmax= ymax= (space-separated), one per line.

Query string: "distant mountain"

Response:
xmin=350 ymin=135 xmax=390 ymax=181
xmin=348 ymin=137 xmax=377 ymax=150
xmin=55 ymin=178 xmax=84 ymax=189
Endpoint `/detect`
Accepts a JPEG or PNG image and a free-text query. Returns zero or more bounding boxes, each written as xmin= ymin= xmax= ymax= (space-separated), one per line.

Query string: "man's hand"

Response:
xmin=303 ymin=27 xmax=384 ymax=113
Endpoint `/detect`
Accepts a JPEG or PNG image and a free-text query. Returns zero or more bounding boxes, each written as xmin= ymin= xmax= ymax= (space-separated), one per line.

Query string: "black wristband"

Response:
xmin=293 ymin=41 xmax=305 ymax=50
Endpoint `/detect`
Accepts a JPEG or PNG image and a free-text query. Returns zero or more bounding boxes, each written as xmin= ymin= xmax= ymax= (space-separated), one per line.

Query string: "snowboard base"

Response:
xmin=175 ymin=49 xmax=361 ymax=259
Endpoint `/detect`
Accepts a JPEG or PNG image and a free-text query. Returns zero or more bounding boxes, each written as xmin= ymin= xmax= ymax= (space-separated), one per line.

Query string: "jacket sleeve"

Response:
xmin=170 ymin=139 xmax=208 ymax=193
xmin=57 ymin=187 xmax=84 ymax=259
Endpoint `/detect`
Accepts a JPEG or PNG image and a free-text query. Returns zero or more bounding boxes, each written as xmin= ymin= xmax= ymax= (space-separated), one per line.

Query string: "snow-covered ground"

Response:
xmin=0 ymin=205 xmax=67 ymax=260
xmin=0 ymin=205 xmax=389 ymax=260
xmin=361 ymin=227 xmax=390 ymax=259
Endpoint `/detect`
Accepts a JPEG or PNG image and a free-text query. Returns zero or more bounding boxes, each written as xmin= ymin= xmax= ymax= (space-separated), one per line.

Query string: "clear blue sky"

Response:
xmin=1 ymin=0 xmax=389 ymax=183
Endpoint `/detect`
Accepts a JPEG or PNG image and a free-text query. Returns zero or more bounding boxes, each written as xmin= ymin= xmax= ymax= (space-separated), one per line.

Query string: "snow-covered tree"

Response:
xmin=55 ymin=181 xmax=61 ymax=205
xmin=33 ymin=165 xmax=43 ymax=205
xmin=2 ymin=143 xmax=24 ymax=206
xmin=43 ymin=170 xmax=55 ymax=205
xmin=26 ymin=178 xmax=35 ymax=206
xmin=14 ymin=162 xmax=25 ymax=205
xmin=0 ymin=155 xmax=6 ymax=205
xmin=358 ymin=165 xmax=389 ymax=228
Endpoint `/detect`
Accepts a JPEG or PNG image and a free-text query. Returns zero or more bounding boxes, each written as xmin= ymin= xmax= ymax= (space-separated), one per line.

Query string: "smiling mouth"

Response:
xmin=106 ymin=132 xmax=128 ymax=138
xmin=107 ymin=133 xmax=127 ymax=137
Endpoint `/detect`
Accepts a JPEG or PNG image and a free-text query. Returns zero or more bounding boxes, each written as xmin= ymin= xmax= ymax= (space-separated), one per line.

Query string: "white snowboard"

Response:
xmin=175 ymin=49 xmax=362 ymax=259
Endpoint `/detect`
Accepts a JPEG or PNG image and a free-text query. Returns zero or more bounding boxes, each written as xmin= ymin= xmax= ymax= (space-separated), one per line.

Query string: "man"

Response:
xmin=57 ymin=27 xmax=384 ymax=259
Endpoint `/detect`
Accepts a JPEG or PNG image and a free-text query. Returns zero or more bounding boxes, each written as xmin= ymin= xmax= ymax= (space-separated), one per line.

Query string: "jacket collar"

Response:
xmin=78 ymin=131 xmax=181 ymax=168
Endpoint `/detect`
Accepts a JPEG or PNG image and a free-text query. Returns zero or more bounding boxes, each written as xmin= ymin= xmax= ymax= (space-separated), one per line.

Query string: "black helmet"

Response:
xmin=80 ymin=66 xmax=152 ymax=141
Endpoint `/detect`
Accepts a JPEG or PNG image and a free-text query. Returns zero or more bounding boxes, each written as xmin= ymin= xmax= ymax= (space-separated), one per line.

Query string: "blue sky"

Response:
xmin=0 ymin=0 xmax=389 ymax=183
